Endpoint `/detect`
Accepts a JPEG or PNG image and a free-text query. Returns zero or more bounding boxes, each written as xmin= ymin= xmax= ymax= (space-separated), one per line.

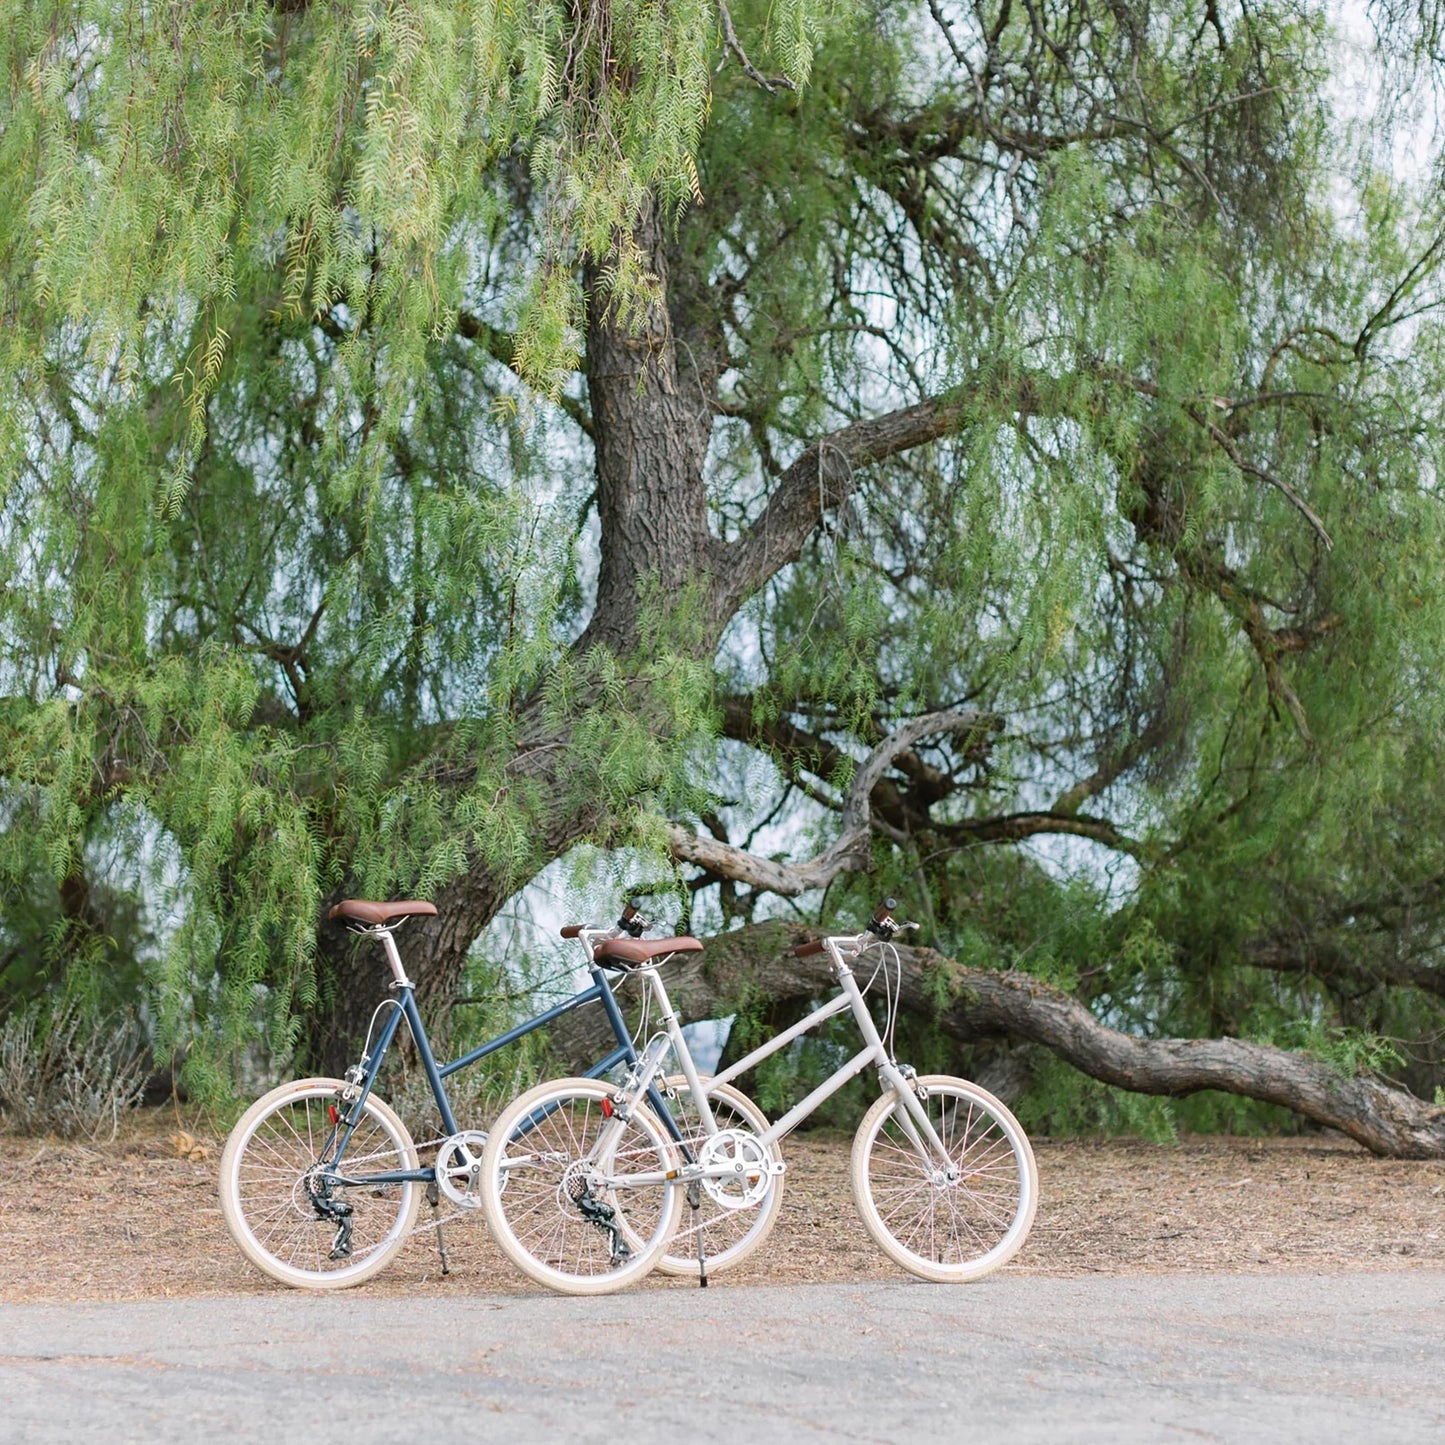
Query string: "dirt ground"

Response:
xmin=1 ymin=1111 xmax=1442 ymax=1302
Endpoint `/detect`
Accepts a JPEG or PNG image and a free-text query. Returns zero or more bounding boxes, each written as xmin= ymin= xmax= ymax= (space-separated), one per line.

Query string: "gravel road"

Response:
xmin=3 ymin=1271 xmax=1441 ymax=1443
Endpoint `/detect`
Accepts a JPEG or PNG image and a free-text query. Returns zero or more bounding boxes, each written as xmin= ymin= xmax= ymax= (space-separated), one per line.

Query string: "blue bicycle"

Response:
xmin=217 ymin=896 xmax=723 ymax=1289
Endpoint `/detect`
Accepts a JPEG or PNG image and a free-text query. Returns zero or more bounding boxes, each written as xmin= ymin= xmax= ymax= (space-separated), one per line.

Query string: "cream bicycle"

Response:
xmin=479 ymin=900 xmax=1038 ymax=1292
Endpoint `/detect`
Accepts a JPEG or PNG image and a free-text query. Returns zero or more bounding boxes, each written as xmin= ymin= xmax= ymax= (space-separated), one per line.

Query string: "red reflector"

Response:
xmin=328 ymin=1104 xmax=339 ymax=1123
xmin=601 ymin=1097 xmax=614 ymax=1118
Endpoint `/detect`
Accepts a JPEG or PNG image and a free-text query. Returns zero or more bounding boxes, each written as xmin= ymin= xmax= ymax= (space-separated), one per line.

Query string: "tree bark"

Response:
xmin=545 ymin=920 xmax=1445 ymax=1159
xmin=578 ymin=201 xmax=720 ymax=656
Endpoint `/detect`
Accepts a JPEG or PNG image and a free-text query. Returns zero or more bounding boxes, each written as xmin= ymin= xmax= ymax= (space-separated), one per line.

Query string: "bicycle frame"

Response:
xmin=593 ymin=932 xmax=956 ymax=1187
xmin=324 ymin=922 xmax=683 ymax=1186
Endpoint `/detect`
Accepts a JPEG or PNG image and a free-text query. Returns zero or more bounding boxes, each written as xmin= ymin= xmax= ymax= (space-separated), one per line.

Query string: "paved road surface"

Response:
xmin=2 ymin=1272 xmax=1441 ymax=1442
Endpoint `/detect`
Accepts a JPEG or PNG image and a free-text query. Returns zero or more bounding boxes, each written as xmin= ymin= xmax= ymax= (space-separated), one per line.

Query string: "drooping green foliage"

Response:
xmin=2 ymin=0 xmax=1445 ymax=1128
xmin=1 ymin=0 xmax=818 ymax=1083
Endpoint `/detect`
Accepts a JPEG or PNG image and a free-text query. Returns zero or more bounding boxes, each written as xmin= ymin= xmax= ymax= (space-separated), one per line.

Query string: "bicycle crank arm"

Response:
xmin=683 ymin=1158 xmax=786 ymax=1182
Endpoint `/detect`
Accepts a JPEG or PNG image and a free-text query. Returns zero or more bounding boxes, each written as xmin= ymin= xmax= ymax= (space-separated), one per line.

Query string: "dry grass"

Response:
xmin=1 ymin=1110 xmax=1442 ymax=1302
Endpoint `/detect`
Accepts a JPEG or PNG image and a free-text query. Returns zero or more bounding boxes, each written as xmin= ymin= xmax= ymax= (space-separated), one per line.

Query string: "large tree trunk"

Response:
xmin=579 ymin=202 xmax=721 ymax=655
xmin=310 ymin=206 xmax=725 ymax=1073
xmin=545 ymin=920 xmax=1445 ymax=1159
xmin=303 ymin=234 xmax=1086 ymax=1072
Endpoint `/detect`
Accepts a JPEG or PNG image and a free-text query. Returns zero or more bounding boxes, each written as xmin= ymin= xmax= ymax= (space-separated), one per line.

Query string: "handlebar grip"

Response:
xmin=794 ymin=938 xmax=826 ymax=958
xmin=621 ymin=900 xmax=640 ymax=921
xmin=872 ymin=897 xmax=899 ymax=925
xmin=560 ymin=925 xmax=583 ymax=939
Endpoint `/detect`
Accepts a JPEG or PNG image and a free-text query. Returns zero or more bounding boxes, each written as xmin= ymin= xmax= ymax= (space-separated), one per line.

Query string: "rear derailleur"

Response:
xmin=304 ymin=1165 xmax=355 ymax=1260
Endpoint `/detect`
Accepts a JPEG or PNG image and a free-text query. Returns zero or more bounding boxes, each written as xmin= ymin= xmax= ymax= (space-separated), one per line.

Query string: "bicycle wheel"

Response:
xmin=219 ymin=1076 xmax=422 ymax=1290
xmin=478 ymin=1076 xmax=683 ymax=1296
xmin=850 ymin=1075 xmax=1038 ymax=1283
xmin=653 ymin=1075 xmax=784 ymax=1279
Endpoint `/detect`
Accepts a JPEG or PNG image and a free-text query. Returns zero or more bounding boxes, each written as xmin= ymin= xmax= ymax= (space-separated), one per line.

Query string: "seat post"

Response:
xmin=375 ymin=928 xmax=415 ymax=989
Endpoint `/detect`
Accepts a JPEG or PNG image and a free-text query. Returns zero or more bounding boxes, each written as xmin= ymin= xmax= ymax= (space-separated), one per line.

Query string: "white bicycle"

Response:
xmin=479 ymin=900 xmax=1039 ymax=1293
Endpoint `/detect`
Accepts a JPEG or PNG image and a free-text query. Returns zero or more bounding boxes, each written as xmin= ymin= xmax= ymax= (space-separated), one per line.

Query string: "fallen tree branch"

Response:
xmin=549 ymin=920 xmax=1445 ymax=1158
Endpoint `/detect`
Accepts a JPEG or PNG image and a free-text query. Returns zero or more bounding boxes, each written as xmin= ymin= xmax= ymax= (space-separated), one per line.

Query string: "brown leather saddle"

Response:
xmin=329 ymin=899 xmax=438 ymax=927
xmin=590 ymin=935 xmax=703 ymax=969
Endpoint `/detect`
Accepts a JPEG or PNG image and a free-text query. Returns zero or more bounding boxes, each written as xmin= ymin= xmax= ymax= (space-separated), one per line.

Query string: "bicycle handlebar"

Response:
xmin=618 ymin=900 xmax=649 ymax=937
xmin=794 ymin=899 xmax=911 ymax=956
xmin=560 ymin=899 xmax=654 ymax=941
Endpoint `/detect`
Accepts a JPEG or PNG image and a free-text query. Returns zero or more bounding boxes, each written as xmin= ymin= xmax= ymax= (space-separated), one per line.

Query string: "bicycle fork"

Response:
xmin=878 ymin=1065 xmax=958 ymax=1180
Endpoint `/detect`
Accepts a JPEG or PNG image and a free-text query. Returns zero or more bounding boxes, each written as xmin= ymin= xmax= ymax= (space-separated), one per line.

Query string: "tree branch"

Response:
xmin=547 ymin=921 xmax=1445 ymax=1158
xmin=669 ymin=707 xmax=980 ymax=894
xmin=715 ymin=373 xmax=1056 ymax=617
xmin=942 ymin=810 xmax=1144 ymax=857
xmin=1243 ymin=930 xmax=1445 ymax=1004
xmin=715 ymin=0 xmax=796 ymax=94
xmin=719 ymin=694 xmax=956 ymax=833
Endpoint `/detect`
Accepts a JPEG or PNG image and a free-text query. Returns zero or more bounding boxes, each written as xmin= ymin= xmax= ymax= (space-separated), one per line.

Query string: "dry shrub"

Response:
xmin=0 ymin=999 xmax=147 ymax=1141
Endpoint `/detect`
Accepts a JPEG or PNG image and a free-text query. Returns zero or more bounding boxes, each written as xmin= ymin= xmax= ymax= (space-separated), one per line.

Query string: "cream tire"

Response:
xmin=479 ymin=1075 xmax=683 ymax=1296
xmin=850 ymin=1075 xmax=1038 ymax=1283
xmin=219 ymin=1076 xmax=421 ymax=1289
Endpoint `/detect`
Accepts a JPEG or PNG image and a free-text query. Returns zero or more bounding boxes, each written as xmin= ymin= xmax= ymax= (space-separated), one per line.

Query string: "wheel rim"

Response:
xmin=230 ymin=1090 xmax=415 ymax=1280
xmin=862 ymin=1084 xmax=1030 ymax=1272
xmin=492 ymin=1088 xmax=675 ymax=1285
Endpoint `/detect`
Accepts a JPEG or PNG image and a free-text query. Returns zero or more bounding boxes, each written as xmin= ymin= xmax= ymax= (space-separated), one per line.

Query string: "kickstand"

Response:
xmin=426 ymin=1181 xmax=452 ymax=1277
xmin=688 ymin=1181 xmax=707 ymax=1289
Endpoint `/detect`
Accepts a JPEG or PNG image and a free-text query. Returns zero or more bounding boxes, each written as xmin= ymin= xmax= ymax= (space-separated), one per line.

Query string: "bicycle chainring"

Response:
xmin=698 ymin=1128 xmax=774 ymax=1211
xmin=433 ymin=1130 xmax=490 ymax=1210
